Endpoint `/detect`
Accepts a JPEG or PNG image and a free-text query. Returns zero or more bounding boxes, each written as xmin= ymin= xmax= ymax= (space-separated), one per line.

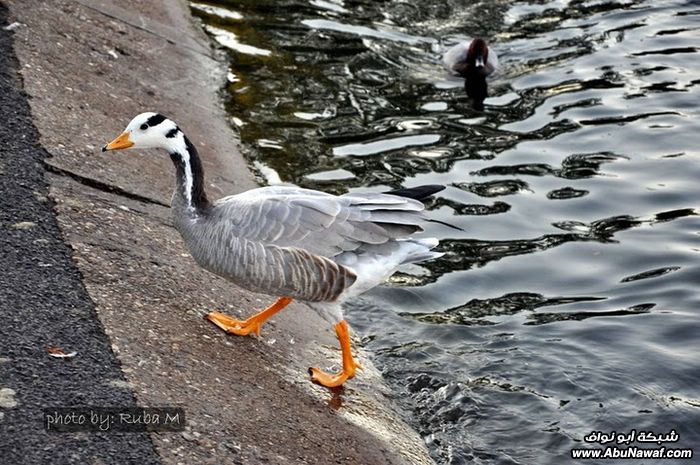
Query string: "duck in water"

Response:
xmin=443 ymin=38 xmax=498 ymax=110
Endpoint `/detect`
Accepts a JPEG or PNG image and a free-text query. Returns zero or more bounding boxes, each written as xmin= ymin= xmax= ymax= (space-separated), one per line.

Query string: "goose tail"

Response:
xmin=334 ymin=238 xmax=442 ymax=298
xmin=400 ymin=237 xmax=444 ymax=265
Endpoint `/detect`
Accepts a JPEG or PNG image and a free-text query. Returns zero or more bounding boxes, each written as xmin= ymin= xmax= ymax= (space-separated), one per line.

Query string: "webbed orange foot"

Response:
xmin=205 ymin=297 xmax=293 ymax=337
xmin=309 ymin=361 xmax=363 ymax=388
xmin=206 ymin=311 xmax=263 ymax=336
xmin=309 ymin=320 xmax=363 ymax=388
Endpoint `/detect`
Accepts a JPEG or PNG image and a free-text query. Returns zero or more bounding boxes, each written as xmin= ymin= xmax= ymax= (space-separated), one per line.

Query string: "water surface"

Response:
xmin=192 ymin=1 xmax=700 ymax=463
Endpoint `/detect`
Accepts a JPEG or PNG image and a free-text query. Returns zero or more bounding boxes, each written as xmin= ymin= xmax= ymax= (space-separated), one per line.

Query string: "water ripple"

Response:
xmin=620 ymin=266 xmax=682 ymax=283
xmin=192 ymin=0 xmax=700 ymax=462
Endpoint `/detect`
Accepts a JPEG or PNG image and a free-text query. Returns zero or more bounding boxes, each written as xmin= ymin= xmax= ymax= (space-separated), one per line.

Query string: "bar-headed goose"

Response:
xmin=103 ymin=113 xmax=445 ymax=388
xmin=443 ymin=38 xmax=498 ymax=110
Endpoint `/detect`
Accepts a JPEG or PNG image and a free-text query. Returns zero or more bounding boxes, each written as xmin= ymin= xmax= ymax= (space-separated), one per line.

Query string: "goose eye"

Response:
xmin=140 ymin=123 xmax=148 ymax=130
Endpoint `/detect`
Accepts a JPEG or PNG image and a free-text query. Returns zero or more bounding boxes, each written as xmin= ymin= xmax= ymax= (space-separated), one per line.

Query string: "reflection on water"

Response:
xmin=192 ymin=0 xmax=700 ymax=463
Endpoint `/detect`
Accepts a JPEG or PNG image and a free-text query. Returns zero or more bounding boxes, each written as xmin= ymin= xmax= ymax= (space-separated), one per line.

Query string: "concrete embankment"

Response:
xmin=1 ymin=0 xmax=434 ymax=463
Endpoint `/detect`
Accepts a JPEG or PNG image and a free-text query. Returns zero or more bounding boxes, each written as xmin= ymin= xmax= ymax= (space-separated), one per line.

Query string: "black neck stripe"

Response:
xmin=165 ymin=127 xmax=180 ymax=138
xmin=168 ymin=135 xmax=210 ymax=212
xmin=146 ymin=113 xmax=167 ymax=127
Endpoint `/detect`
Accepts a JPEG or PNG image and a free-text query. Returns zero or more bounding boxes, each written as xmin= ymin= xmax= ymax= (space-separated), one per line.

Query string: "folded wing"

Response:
xmin=211 ymin=185 xmax=430 ymax=259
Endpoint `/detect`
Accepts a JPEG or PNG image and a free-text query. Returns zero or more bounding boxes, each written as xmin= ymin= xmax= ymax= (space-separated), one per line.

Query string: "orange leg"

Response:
xmin=206 ymin=297 xmax=293 ymax=337
xmin=310 ymin=320 xmax=363 ymax=388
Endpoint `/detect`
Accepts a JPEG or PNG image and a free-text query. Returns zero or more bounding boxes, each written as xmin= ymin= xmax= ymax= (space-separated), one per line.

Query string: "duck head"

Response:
xmin=467 ymin=38 xmax=490 ymax=75
xmin=102 ymin=112 xmax=181 ymax=152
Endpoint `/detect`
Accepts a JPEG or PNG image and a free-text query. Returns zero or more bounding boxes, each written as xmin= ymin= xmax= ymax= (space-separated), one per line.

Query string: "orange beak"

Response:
xmin=102 ymin=131 xmax=134 ymax=151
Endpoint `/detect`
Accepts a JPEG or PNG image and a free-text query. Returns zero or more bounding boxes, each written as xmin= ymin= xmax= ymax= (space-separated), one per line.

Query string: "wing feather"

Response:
xmin=188 ymin=231 xmax=357 ymax=302
xmin=211 ymin=185 xmax=432 ymax=258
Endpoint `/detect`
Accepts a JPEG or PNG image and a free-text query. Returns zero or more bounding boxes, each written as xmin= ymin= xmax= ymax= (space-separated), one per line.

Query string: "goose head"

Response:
xmin=102 ymin=113 xmax=209 ymax=211
xmin=102 ymin=112 xmax=181 ymax=152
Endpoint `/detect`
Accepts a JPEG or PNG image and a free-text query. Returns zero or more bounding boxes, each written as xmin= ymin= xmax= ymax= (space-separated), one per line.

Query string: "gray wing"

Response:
xmin=211 ymin=185 xmax=428 ymax=258
xmin=443 ymin=42 xmax=469 ymax=73
xmin=186 ymin=231 xmax=357 ymax=302
xmin=486 ymin=49 xmax=498 ymax=75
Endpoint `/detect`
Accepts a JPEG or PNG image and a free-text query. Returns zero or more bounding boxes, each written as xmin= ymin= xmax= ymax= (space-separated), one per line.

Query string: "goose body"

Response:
xmin=443 ymin=38 xmax=498 ymax=110
xmin=103 ymin=112 xmax=445 ymax=387
xmin=176 ymin=185 xmax=442 ymax=308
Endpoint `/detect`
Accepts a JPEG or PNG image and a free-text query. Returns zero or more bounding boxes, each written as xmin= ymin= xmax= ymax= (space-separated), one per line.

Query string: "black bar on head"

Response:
xmin=146 ymin=113 xmax=167 ymax=127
